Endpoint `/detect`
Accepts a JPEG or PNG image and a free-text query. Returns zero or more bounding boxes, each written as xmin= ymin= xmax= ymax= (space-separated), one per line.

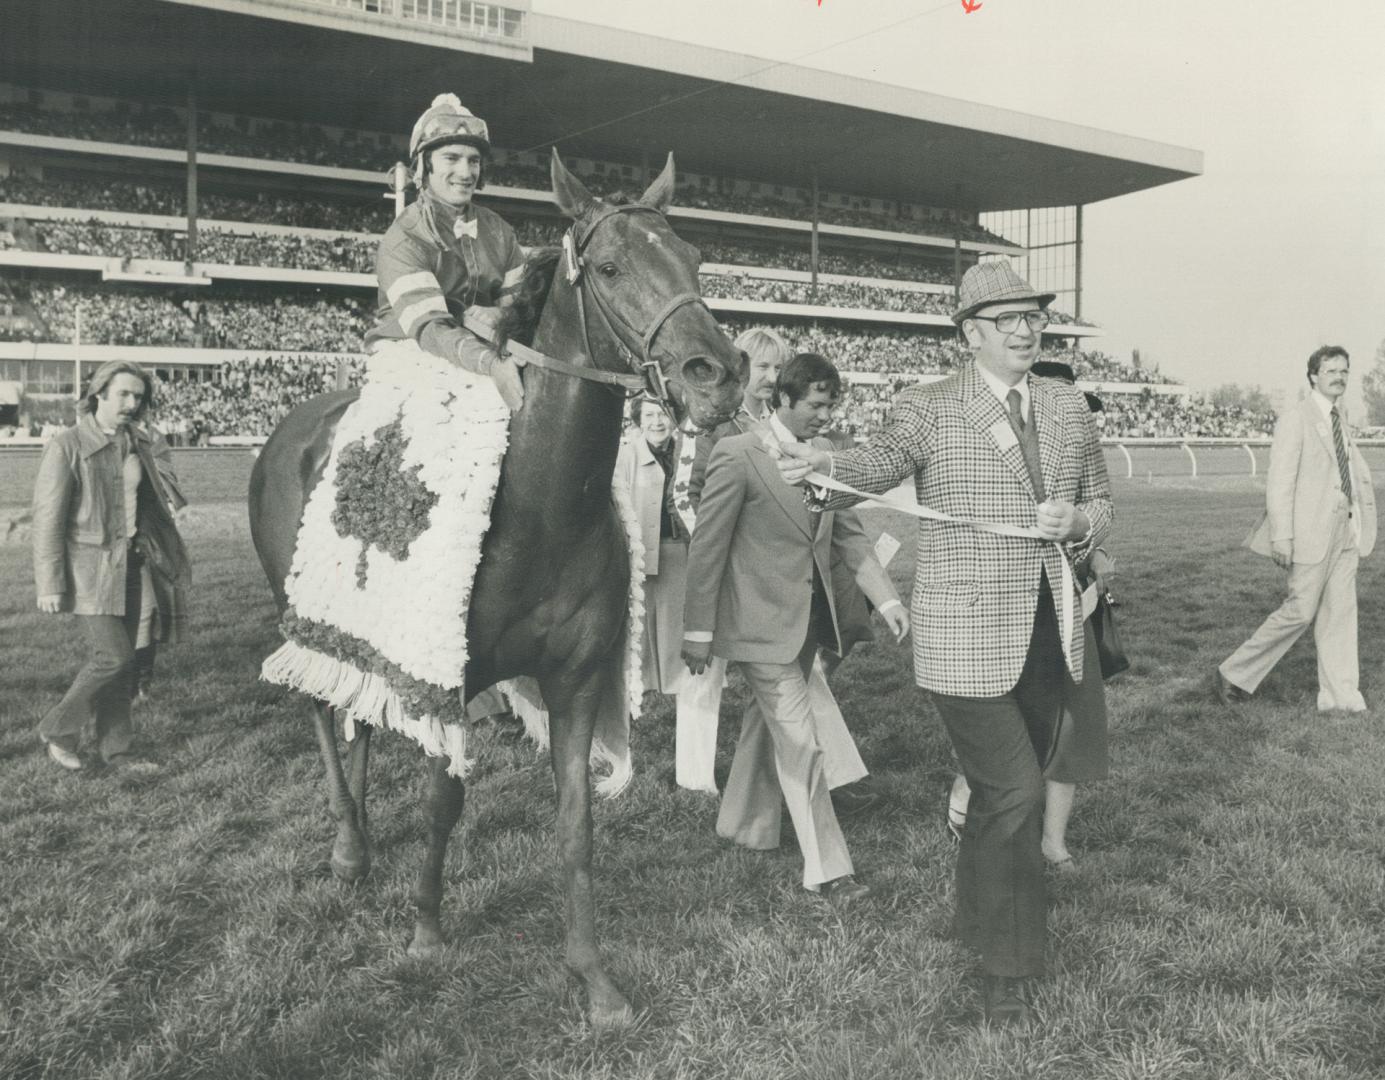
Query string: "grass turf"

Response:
xmin=1 ymin=475 xmax=1383 ymax=1079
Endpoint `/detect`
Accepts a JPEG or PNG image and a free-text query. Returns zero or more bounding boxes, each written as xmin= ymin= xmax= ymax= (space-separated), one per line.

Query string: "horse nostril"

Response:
xmin=680 ymin=356 xmax=718 ymax=389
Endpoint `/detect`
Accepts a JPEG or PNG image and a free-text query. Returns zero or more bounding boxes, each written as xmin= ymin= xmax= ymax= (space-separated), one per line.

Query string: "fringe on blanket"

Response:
xmin=263 ymin=638 xmax=472 ymax=778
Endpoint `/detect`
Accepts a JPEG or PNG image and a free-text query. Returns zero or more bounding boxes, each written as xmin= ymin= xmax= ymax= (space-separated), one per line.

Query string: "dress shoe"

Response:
xmin=819 ymin=874 xmax=871 ymax=907
xmin=1213 ymin=668 xmax=1250 ymax=705
xmin=983 ymin=975 xmax=1032 ymax=1027
xmin=44 ymin=738 xmax=85 ymax=772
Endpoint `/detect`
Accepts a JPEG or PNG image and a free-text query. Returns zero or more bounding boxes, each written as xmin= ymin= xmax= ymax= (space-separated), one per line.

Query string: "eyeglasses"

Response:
xmin=969 ymin=311 xmax=1051 ymax=334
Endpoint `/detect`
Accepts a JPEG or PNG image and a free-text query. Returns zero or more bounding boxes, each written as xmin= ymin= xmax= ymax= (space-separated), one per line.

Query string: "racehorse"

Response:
xmin=248 ymin=150 xmax=744 ymax=1026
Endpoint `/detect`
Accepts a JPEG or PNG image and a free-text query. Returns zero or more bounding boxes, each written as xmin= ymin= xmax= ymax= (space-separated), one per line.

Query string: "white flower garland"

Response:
xmin=263 ymin=336 xmax=646 ymax=794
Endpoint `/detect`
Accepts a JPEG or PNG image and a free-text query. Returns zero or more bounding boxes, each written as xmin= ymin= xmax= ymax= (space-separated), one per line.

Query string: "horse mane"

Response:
xmin=495 ymin=247 xmax=559 ymax=350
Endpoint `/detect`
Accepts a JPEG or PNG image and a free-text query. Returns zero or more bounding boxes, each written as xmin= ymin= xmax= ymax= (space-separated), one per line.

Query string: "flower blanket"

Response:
xmin=261 ymin=338 xmax=642 ymax=792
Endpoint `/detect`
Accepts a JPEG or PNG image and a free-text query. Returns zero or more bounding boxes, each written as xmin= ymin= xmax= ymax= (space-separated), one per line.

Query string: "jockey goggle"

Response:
xmin=415 ymin=112 xmax=490 ymax=154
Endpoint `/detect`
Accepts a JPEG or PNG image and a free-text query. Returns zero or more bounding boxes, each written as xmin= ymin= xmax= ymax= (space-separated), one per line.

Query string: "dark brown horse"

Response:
xmin=248 ymin=150 xmax=743 ymax=1026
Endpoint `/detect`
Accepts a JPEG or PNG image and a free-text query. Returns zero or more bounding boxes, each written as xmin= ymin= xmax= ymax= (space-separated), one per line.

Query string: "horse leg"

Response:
xmin=545 ymin=668 xmax=634 ymax=1028
xmin=310 ymin=702 xmax=370 ymax=882
xmin=408 ymin=755 xmax=466 ymax=958
xmin=346 ymin=723 xmax=372 ymax=851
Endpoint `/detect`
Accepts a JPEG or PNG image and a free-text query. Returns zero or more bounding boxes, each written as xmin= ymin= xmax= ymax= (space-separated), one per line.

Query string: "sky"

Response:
xmin=533 ymin=0 xmax=1385 ymax=407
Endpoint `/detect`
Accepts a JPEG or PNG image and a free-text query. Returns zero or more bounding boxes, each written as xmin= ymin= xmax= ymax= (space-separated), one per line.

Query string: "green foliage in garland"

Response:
xmin=280 ymin=607 xmax=466 ymax=725
xmin=331 ymin=417 xmax=439 ymax=587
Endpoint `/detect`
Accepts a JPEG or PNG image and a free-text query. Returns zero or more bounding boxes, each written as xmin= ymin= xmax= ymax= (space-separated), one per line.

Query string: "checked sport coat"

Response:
xmin=822 ymin=360 xmax=1113 ymax=697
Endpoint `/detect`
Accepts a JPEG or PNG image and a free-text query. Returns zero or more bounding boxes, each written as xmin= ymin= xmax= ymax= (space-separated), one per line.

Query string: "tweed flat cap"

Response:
xmin=952 ymin=262 xmax=1056 ymax=325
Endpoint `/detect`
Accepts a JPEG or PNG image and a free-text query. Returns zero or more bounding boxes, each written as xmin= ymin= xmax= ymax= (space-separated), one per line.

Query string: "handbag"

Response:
xmin=1092 ymin=592 xmax=1129 ymax=680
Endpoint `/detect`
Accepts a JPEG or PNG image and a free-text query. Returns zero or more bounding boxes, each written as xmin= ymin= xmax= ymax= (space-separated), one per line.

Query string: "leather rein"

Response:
xmin=518 ymin=204 xmax=706 ymax=417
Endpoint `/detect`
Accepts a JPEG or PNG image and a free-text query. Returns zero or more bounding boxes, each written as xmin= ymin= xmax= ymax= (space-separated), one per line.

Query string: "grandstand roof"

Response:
xmin=4 ymin=0 xmax=1203 ymax=213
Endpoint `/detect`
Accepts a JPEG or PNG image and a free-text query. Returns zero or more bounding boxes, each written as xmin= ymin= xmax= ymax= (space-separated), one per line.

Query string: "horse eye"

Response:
xmin=599 ymin=263 xmax=619 ymax=278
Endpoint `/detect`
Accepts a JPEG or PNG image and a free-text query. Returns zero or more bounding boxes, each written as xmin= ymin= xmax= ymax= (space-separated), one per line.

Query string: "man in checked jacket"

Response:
xmin=777 ymin=263 xmax=1114 ymax=1026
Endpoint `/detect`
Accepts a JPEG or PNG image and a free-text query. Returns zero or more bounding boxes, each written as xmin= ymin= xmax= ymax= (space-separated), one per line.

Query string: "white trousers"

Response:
xmin=716 ymin=648 xmax=854 ymax=889
xmin=674 ymin=652 xmax=868 ymax=792
xmin=1220 ymin=502 xmax=1364 ymax=712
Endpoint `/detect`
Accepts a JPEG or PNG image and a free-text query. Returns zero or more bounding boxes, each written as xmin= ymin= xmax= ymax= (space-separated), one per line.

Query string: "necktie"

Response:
xmin=1330 ymin=405 xmax=1353 ymax=503
xmin=1006 ymin=388 xmax=1046 ymax=501
xmin=454 ymin=217 xmax=478 ymax=241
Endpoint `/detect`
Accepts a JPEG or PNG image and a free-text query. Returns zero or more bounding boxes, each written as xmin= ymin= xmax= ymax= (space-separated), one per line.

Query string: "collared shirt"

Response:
xmin=976 ymin=363 xmax=1031 ymax=418
xmin=738 ymin=397 xmax=771 ymax=432
xmin=766 ymin=411 xmax=796 ymax=448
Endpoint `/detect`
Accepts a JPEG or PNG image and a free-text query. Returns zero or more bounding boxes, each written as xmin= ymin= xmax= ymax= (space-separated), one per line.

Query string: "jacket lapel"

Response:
xmin=747 ymin=441 xmax=813 ymax=539
xmin=75 ymin=414 xmax=113 ymax=459
xmin=1305 ymin=396 xmax=1336 ymax=461
xmin=960 ymin=361 xmax=1038 ymax=500
xmin=1032 ymin=379 xmax=1062 ymax=491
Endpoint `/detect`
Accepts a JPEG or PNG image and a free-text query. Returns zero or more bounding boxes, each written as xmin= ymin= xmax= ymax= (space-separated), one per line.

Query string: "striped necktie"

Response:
xmin=1330 ymin=405 xmax=1353 ymax=503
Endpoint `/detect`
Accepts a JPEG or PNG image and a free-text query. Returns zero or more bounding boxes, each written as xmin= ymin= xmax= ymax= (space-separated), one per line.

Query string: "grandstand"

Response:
xmin=0 ymin=0 xmax=1211 ymax=442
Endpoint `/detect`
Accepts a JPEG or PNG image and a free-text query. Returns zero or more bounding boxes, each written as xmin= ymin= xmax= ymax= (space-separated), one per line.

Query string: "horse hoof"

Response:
xmin=330 ymin=854 xmax=370 ymax=883
xmin=407 ymin=924 xmax=446 ymax=959
xmin=587 ymin=993 xmax=636 ymax=1030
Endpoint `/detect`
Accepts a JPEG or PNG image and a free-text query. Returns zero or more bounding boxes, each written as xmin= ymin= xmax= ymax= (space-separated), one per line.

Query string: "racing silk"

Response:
xmin=364 ymin=191 xmax=526 ymax=361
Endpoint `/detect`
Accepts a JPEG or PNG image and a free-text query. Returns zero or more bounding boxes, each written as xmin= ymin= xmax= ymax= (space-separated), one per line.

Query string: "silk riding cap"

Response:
xmin=409 ymin=94 xmax=491 ymax=164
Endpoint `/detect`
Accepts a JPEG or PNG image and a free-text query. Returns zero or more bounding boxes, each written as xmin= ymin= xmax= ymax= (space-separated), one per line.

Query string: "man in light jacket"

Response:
xmin=33 ymin=360 xmax=191 ymax=772
xmin=1216 ymin=346 xmax=1376 ymax=711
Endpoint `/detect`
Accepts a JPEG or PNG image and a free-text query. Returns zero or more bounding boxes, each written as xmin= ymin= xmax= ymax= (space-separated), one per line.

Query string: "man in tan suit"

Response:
xmin=682 ymin=353 xmax=888 ymax=905
xmin=1217 ymin=346 xmax=1376 ymax=712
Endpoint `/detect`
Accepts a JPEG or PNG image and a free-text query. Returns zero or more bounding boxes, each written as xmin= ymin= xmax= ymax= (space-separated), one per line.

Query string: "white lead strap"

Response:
xmin=804 ymin=470 xmax=1077 ymax=666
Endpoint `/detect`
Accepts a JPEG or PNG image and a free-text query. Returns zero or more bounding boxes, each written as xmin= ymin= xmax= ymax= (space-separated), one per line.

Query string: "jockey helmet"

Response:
xmin=409 ymin=94 xmax=491 ymax=167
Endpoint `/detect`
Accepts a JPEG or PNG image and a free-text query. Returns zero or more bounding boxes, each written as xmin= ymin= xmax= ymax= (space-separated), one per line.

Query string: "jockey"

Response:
xmin=364 ymin=93 xmax=528 ymax=410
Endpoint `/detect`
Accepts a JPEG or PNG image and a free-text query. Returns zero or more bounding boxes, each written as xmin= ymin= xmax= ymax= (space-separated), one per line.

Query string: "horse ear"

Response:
xmin=551 ymin=147 xmax=597 ymax=220
xmin=640 ymin=153 xmax=676 ymax=213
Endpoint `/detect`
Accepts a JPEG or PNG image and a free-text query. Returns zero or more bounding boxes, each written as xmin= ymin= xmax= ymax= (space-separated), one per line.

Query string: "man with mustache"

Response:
xmin=1216 ymin=345 xmax=1376 ymax=711
xmin=32 ymin=360 xmax=191 ymax=773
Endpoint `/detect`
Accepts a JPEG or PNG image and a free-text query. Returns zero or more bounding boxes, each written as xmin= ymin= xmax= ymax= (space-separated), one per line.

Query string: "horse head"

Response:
xmin=550 ymin=148 xmax=745 ymax=433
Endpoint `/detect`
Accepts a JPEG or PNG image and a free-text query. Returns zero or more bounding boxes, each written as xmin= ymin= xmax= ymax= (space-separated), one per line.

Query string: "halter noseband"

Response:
xmin=556 ymin=203 xmax=707 ymax=416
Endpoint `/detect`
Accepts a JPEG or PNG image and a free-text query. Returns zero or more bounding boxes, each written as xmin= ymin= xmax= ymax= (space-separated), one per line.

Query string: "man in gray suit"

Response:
xmin=682 ymin=353 xmax=882 ymax=906
xmin=1217 ymin=346 xmax=1377 ymax=711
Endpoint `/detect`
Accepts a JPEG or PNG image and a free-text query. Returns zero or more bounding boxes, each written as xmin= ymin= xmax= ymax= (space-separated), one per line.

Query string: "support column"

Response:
xmin=1074 ymin=204 xmax=1084 ymax=321
xmin=185 ymin=83 xmax=198 ymax=269
xmin=809 ymin=171 xmax=820 ymax=297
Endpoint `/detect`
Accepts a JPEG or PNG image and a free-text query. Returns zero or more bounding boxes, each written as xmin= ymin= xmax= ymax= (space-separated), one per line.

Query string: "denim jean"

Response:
xmin=38 ymin=547 xmax=143 ymax=761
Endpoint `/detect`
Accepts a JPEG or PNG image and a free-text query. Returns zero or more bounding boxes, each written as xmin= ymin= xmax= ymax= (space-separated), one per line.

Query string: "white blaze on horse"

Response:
xmin=248 ymin=150 xmax=744 ymax=1027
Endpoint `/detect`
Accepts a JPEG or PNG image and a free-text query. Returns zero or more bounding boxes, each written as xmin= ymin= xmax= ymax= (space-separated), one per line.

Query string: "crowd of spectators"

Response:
xmin=0 ymin=173 xmax=392 ymax=233
xmin=196 ymin=228 xmax=374 ymax=272
xmin=701 ymin=239 xmax=954 ymax=285
xmin=15 ymin=282 xmax=370 ymax=351
xmin=1043 ymin=345 xmax=1174 ymax=385
xmin=37 ymin=219 xmax=172 ymax=260
xmin=1096 ymin=391 xmax=1275 ymax=440
xmin=152 ymin=354 xmax=364 ymax=440
xmin=723 ymin=320 xmax=971 ymax=376
xmin=1 ymin=96 xmax=1013 ymax=241
xmin=702 ymin=273 xmax=954 ymax=315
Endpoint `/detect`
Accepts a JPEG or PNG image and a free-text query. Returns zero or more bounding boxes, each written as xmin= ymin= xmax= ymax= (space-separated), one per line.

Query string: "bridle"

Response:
xmin=519 ymin=203 xmax=708 ymax=420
